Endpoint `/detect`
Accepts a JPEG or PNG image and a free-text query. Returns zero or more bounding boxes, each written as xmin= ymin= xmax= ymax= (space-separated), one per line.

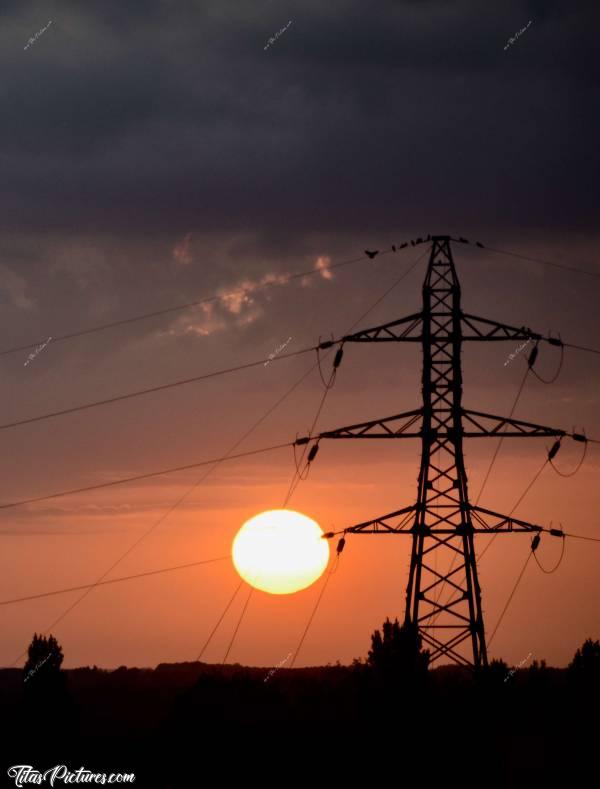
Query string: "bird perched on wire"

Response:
xmin=364 ymin=249 xmax=379 ymax=259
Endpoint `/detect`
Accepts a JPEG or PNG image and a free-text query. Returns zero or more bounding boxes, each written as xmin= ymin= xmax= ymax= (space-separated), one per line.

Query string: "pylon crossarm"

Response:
xmin=306 ymin=409 xmax=423 ymax=441
xmin=470 ymin=505 xmax=544 ymax=534
xmin=337 ymin=312 xmax=423 ymax=343
xmin=343 ymin=505 xmax=417 ymax=534
xmin=461 ymin=313 xmax=543 ymax=342
xmin=309 ymin=408 xmax=570 ymax=441
xmin=461 ymin=409 xmax=567 ymax=438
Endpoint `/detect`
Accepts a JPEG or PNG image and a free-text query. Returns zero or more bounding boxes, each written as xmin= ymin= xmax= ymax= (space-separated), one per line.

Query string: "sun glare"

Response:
xmin=232 ymin=509 xmax=330 ymax=594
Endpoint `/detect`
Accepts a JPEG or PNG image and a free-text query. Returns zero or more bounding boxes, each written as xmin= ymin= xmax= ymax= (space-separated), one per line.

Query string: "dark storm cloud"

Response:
xmin=1 ymin=0 xmax=598 ymax=236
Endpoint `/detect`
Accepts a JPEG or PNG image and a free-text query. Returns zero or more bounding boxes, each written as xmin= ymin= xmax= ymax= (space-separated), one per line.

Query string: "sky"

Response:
xmin=0 ymin=0 xmax=599 ymax=670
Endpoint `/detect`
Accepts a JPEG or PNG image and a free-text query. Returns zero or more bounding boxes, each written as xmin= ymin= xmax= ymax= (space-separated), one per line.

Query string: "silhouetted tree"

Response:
xmin=476 ymin=656 xmax=509 ymax=683
xmin=522 ymin=658 xmax=549 ymax=702
xmin=23 ymin=632 xmax=64 ymax=687
xmin=21 ymin=633 xmax=75 ymax=746
xmin=528 ymin=658 xmax=547 ymax=675
xmin=568 ymin=638 xmax=600 ymax=685
xmin=367 ymin=617 xmax=430 ymax=679
xmin=23 ymin=632 xmax=68 ymax=714
xmin=490 ymin=657 xmax=510 ymax=673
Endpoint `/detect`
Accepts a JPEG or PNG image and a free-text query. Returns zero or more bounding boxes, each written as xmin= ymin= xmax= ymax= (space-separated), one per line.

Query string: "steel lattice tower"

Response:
xmin=405 ymin=237 xmax=486 ymax=666
xmin=298 ymin=235 xmax=577 ymax=668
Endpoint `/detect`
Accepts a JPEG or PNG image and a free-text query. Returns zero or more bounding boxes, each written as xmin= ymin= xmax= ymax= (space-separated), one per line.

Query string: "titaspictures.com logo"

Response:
xmin=7 ymin=765 xmax=135 ymax=786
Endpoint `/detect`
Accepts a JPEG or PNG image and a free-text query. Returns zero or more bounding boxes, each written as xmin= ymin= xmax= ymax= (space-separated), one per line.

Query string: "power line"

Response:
xmin=222 ymin=587 xmax=254 ymax=665
xmin=196 ymin=581 xmax=244 ymax=662
xmin=481 ymin=244 xmax=600 ymax=281
xmin=487 ymin=551 xmax=533 ymax=648
xmin=0 ymin=345 xmax=316 ymax=433
xmin=470 ymin=456 xmax=549 ymax=571
xmin=463 ymin=242 xmax=600 ymax=353
xmin=476 ymin=364 xmax=531 ymax=506
xmin=290 ymin=556 xmax=340 ymax=668
xmin=562 ymin=341 xmax=600 ymax=356
xmin=561 ymin=530 xmax=600 ymax=543
xmin=0 ymin=441 xmax=293 ymax=511
xmin=283 ymin=377 xmax=333 ymax=506
xmin=473 ymin=368 xmax=539 ymax=561
xmin=483 ymin=457 xmax=577 ymax=651
xmin=505 ymin=458 xmax=550 ymax=517
xmin=0 ymin=556 xmax=229 ymax=606
xmin=0 ymin=249 xmax=396 ymax=359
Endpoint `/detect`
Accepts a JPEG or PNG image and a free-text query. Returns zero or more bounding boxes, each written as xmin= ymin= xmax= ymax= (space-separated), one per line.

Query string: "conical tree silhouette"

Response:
xmin=568 ymin=637 xmax=600 ymax=684
xmin=367 ymin=617 xmax=430 ymax=679
xmin=20 ymin=633 xmax=76 ymax=748
xmin=23 ymin=632 xmax=64 ymax=688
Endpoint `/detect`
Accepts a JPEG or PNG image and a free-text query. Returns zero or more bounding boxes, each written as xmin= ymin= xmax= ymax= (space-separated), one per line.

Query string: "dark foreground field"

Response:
xmin=1 ymin=658 xmax=597 ymax=788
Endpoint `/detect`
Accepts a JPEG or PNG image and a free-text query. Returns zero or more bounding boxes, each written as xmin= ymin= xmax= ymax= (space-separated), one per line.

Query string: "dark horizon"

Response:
xmin=1 ymin=0 xmax=599 ymax=674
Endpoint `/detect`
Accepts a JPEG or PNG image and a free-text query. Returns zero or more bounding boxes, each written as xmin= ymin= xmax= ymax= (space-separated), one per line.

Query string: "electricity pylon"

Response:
xmin=297 ymin=235 xmax=582 ymax=668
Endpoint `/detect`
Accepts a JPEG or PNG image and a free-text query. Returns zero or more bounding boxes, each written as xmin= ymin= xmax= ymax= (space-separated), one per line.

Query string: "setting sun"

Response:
xmin=232 ymin=509 xmax=330 ymax=594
